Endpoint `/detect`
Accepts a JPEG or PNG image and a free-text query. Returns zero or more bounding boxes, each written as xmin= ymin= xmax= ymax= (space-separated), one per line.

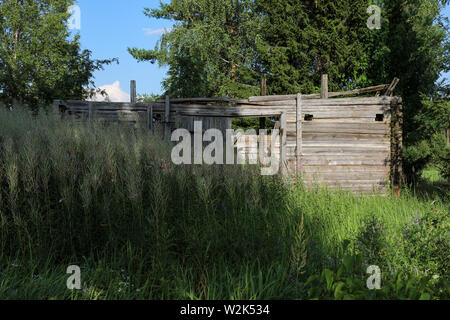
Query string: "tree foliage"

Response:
xmin=128 ymin=0 xmax=264 ymax=99
xmin=0 ymin=0 xmax=117 ymax=109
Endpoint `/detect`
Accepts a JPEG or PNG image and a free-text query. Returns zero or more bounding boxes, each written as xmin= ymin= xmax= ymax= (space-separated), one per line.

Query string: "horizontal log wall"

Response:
xmin=54 ymin=95 xmax=400 ymax=194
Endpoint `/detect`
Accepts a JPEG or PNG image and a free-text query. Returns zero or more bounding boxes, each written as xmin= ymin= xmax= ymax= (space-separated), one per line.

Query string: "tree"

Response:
xmin=256 ymin=0 xmax=372 ymax=95
xmin=0 ymin=0 xmax=117 ymax=109
xmin=128 ymin=0 xmax=264 ymax=99
xmin=368 ymin=0 xmax=449 ymax=181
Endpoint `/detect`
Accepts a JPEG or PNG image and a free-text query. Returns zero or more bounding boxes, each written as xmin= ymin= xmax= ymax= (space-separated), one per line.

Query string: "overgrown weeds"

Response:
xmin=0 ymin=107 xmax=448 ymax=299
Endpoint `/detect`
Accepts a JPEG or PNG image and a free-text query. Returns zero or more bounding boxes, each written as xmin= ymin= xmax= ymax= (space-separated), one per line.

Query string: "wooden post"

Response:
xmin=130 ymin=80 xmax=137 ymax=103
xmin=391 ymin=97 xmax=404 ymax=197
xmin=164 ymin=95 xmax=171 ymax=142
xmin=296 ymin=93 xmax=303 ymax=175
xmin=259 ymin=77 xmax=267 ymax=130
xmin=321 ymin=74 xmax=328 ymax=99
xmin=88 ymin=102 xmax=94 ymax=122
xmin=147 ymin=103 xmax=154 ymax=133
xmin=280 ymin=112 xmax=287 ymax=176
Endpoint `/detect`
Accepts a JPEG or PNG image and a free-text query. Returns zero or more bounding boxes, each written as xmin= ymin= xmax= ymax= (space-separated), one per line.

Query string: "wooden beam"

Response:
xmin=384 ymin=78 xmax=400 ymax=97
xmin=248 ymin=84 xmax=389 ymax=102
xmin=155 ymin=97 xmax=237 ymax=104
xmin=321 ymin=74 xmax=329 ymax=99
xmin=130 ymin=80 xmax=137 ymax=103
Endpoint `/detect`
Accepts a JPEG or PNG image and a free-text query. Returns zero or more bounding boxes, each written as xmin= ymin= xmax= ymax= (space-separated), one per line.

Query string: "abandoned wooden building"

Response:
xmin=54 ymin=76 xmax=403 ymax=195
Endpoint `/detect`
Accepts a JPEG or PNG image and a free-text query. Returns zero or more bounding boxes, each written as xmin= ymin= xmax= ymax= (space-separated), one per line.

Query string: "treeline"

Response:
xmin=129 ymin=0 xmax=449 ymax=181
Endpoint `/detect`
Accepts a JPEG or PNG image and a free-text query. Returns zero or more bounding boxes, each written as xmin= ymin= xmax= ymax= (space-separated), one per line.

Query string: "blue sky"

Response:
xmin=73 ymin=1 xmax=449 ymax=99
xmin=74 ymin=0 xmax=172 ymax=98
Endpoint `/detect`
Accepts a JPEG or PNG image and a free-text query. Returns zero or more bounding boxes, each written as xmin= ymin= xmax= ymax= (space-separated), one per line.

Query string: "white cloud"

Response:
xmin=142 ymin=27 xmax=172 ymax=36
xmin=89 ymin=81 xmax=130 ymax=102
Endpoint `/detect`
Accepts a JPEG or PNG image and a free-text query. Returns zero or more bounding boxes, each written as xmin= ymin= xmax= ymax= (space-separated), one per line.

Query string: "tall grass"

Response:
xmin=0 ymin=107 xmax=448 ymax=300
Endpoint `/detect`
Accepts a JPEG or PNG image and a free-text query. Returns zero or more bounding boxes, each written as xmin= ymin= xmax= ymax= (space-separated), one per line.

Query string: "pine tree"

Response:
xmin=256 ymin=0 xmax=372 ymax=95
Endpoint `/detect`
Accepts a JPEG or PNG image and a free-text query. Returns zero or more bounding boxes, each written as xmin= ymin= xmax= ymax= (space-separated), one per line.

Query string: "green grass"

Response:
xmin=0 ymin=107 xmax=448 ymax=300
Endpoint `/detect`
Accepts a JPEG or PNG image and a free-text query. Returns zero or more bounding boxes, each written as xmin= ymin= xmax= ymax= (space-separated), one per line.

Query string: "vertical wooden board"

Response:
xmin=164 ymin=95 xmax=170 ymax=141
xmin=321 ymin=74 xmax=328 ymax=99
xmin=390 ymin=97 xmax=404 ymax=196
xmin=296 ymin=93 xmax=302 ymax=174
xmin=130 ymin=80 xmax=137 ymax=103
xmin=280 ymin=112 xmax=287 ymax=176
xmin=147 ymin=104 xmax=154 ymax=132
xmin=88 ymin=102 xmax=94 ymax=121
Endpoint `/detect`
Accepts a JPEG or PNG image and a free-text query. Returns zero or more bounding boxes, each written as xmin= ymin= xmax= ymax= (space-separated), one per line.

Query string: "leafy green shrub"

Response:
xmin=399 ymin=208 xmax=450 ymax=279
xmin=403 ymin=134 xmax=449 ymax=183
xmin=305 ymin=253 xmax=449 ymax=300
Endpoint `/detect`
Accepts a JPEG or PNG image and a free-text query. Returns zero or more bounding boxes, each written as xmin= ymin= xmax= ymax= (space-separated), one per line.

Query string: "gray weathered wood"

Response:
xmin=296 ymin=93 xmax=303 ymax=174
xmin=321 ymin=74 xmax=329 ymax=99
xmin=248 ymin=85 xmax=389 ymax=102
xmin=164 ymin=95 xmax=171 ymax=142
xmin=280 ymin=112 xmax=287 ymax=176
xmin=130 ymin=80 xmax=137 ymax=103
xmin=88 ymin=102 xmax=94 ymax=121
xmin=147 ymin=103 xmax=154 ymax=133
xmin=385 ymin=78 xmax=400 ymax=97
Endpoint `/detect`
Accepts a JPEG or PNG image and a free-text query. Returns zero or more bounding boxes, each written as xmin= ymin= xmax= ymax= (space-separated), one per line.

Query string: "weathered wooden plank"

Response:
xmin=280 ymin=112 xmax=287 ymax=176
xmin=303 ymin=183 xmax=387 ymax=193
xmin=296 ymin=94 xmax=302 ymax=173
xmin=302 ymin=165 xmax=389 ymax=173
xmin=288 ymin=110 xmax=390 ymax=119
xmin=248 ymin=95 xmax=394 ymax=104
xmin=302 ymin=155 xmax=389 ymax=166
xmin=130 ymin=80 xmax=137 ymax=103
xmin=302 ymin=172 xmax=389 ymax=181
xmin=390 ymin=97 xmax=404 ymax=196
xmin=300 ymin=122 xmax=388 ymax=134
xmin=385 ymin=78 xmax=400 ymax=97
xmin=147 ymin=104 xmax=153 ymax=132
xmin=174 ymin=104 xmax=287 ymax=117
xmin=304 ymin=180 xmax=388 ymax=187
xmin=302 ymin=146 xmax=390 ymax=155
xmin=302 ymin=141 xmax=390 ymax=148
xmin=247 ymin=85 xmax=389 ymax=102
xmin=301 ymin=118 xmax=391 ymax=124
xmin=302 ymin=132 xmax=389 ymax=142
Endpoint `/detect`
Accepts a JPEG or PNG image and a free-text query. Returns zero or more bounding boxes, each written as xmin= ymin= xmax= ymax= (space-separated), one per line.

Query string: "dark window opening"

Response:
xmin=375 ymin=114 xmax=384 ymax=122
xmin=304 ymin=114 xmax=314 ymax=121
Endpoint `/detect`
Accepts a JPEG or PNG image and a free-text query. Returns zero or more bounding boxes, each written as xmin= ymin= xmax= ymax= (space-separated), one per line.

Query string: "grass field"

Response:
xmin=0 ymin=107 xmax=448 ymax=300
